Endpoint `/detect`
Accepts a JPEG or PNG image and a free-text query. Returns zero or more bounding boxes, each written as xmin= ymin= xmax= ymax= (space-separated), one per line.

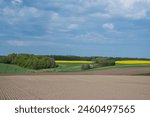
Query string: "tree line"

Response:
xmin=0 ymin=53 xmax=57 ymax=70
xmin=40 ymin=55 xmax=150 ymax=61
xmin=44 ymin=55 xmax=93 ymax=61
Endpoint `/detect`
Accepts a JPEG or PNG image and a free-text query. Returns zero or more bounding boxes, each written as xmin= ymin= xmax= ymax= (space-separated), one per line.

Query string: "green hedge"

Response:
xmin=0 ymin=53 xmax=57 ymax=70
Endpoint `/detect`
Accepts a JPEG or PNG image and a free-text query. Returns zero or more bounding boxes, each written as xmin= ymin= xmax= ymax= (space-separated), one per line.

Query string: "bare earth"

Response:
xmin=0 ymin=68 xmax=150 ymax=100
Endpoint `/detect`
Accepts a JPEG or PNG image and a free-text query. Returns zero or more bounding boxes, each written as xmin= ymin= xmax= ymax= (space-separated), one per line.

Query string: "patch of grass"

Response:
xmin=88 ymin=64 xmax=150 ymax=71
xmin=0 ymin=63 xmax=150 ymax=74
xmin=0 ymin=63 xmax=82 ymax=74
xmin=0 ymin=63 xmax=32 ymax=73
xmin=42 ymin=64 xmax=150 ymax=72
xmin=38 ymin=63 xmax=82 ymax=72
xmin=55 ymin=60 xmax=93 ymax=64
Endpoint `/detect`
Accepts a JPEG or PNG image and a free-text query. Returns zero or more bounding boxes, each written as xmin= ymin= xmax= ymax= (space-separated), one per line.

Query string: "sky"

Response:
xmin=0 ymin=0 xmax=150 ymax=58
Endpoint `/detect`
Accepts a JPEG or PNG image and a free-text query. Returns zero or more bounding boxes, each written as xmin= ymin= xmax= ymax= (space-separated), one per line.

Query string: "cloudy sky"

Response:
xmin=0 ymin=0 xmax=150 ymax=58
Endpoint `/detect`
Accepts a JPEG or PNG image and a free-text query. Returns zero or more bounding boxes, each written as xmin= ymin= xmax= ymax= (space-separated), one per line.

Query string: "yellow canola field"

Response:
xmin=115 ymin=60 xmax=150 ymax=65
xmin=56 ymin=60 xmax=93 ymax=64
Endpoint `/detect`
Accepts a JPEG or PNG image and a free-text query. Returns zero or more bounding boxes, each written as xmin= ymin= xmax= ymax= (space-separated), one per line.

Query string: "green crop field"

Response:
xmin=0 ymin=63 xmax=32 ymax=73
xmin=37 ymin=63 xmax=82 ymax=72
xmin=89 ymin=64 xmax=150 ymax=71
xmin=0 ymin=63 xmax=82 ymax=73
xmin=0 ymin=62 xmax=150 ymax=74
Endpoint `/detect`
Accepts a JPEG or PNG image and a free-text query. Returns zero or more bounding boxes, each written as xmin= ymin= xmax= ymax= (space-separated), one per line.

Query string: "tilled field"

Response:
xmin=0 ymin=74 xmax=150 ymax=100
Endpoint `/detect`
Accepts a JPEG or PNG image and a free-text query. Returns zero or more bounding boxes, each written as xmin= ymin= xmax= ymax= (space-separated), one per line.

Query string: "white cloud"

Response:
xmin=83 ymin=0 xmax=104 ymax=8
xmin=11 ymin=0 xmax=23 ymax=5
xmin=2 ymin=8 xmax=15 ymax=16
xmin=119 ymin=0 xmax=135 ymax=9
xmin=1 ymin=6 xmax=40 ymax=24
xmin=50 ymin=12 xmax=60 ymax=21
xmin=7 ymin=40 xmax=29 ymax=46
xmin=56 ymin=0 xmax=150 ymax=20
xmin=5 ymin=39 xmax=77 ymax=48
xmin=105 ymin=0 xmax=150 ymax=19
xmin=56 ymin=23 xmax=79 ymax=32
xmin=75 ymin=32 xmax=109 ymax=44
xmin=19 ymin=7 xmax=40 ymax=17
xmin=66 ymin=24 xmax=78 ymax=30
xmin=62 ymin=0 xmax=150 ymax=20
xmin=90 ymin=12 xmax=111 ymax=18
xmin=63 ymin=3 xmax=86 ymax=14
xmin=48 ymin=11 xmax=83 ymax=33
xmin=102 ymin=23 xmax=114 ymax=30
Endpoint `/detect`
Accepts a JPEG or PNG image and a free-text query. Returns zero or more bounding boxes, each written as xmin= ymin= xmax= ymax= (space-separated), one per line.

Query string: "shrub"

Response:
xmin=81 ymin=64 xmax=95 ymax=70
xmin=0 ymin=56 xmax=11 ymax=64
xmin=95 ymin=58 xmax=115 ymax=67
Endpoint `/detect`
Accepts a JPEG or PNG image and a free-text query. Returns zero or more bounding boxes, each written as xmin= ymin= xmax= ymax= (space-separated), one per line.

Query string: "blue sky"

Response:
xmin=0 ymin=0 xmax=150 ymax=58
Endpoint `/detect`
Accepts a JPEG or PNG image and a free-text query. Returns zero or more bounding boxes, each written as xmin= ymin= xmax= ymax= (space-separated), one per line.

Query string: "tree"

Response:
xmin=81 ymin=64 xmax=91 ymax=70
xmin=95 ymin=57 xmax=115 ymax=66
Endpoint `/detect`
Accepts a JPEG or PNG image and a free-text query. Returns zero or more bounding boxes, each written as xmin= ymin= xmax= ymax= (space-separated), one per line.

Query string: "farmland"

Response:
xmin=0 ymin=62 xmax=150 ymax=75
xmin=0 ymin=63 xmax=82 ymax=73
xmin=0 ymin=63 xmax=32 ymax=73
xmin=116 ymin=60 xmax=150 ymax=65
xmin=55 ymin=60 xmax=93 ymax=64
xmin=0 ymin=59 xmax=150 ymax=100
xmin=0 ymin=75 xmax=150 ymax=99
xmin=0 ymin=54 xmax=150 ymax=74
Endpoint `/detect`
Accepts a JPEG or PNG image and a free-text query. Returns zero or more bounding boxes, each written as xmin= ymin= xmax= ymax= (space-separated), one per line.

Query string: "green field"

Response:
xmin=38 ymin=63 xmax=82 ymax=72
xmin=0 ymin=63 xmax=150 ymax=74
xmin=89 ymin=64 xmax=150 ymax=71
xmin=0 ymin=63 xmax=82 ymax=73
xmin=0 ymin=63 xmax=32 ymax=73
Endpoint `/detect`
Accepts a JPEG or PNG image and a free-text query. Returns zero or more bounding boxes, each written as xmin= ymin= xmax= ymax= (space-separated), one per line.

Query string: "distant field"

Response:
xmin=55 ymin=60 xmax=93 ymax=64
xmin=90 ymin=64 xmax=150 ymax=71
xmin=0 ymin=61 xmax=150 ymax=74
xmin=116 ymin=60 xmax=150 ymax=65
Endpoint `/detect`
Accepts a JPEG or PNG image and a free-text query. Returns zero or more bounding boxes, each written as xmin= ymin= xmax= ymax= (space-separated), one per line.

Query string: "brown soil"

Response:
xmin=0 ymin=74 xmax=150 ymax=100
